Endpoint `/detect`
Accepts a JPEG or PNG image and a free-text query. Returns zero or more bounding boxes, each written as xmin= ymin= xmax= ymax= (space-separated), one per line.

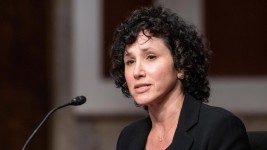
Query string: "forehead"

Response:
xmin=135 ymin=32 xmax=151 ymax=44
xmin=124 ymin=32 xmax=166 ymax=55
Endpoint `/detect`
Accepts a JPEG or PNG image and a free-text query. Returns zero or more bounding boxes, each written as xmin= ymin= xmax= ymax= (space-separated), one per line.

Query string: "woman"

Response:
xmin=111 ymin=6 xmax=250 ymax=150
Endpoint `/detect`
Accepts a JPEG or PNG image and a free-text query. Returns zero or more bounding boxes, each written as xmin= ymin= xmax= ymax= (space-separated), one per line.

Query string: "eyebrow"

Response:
xmin=124 ymin=47 xmax=151 ymax=56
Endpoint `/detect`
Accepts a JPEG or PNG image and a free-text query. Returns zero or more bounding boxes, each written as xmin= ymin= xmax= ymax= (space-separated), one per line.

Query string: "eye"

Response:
xmin=125 ymin=59 xmax=135 ymax=65
xmin=147 ymin=54 xmax=157 ymax=60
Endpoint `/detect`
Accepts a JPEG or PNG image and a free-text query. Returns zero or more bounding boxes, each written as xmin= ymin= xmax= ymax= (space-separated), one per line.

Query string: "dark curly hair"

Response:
xmin=111 ymin=6 xmax=212 ymax=102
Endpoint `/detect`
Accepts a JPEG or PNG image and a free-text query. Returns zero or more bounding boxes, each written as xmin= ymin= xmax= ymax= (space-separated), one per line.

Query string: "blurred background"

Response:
xmin=0 ymin=0 xmax=266 ymax=149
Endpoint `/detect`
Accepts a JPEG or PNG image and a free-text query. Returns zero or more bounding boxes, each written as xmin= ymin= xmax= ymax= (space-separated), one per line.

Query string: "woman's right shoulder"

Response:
xmin=116 ymin=117 xmax=150 ymax=149
xmin=120 ymin=117 xmax=150 ymax=136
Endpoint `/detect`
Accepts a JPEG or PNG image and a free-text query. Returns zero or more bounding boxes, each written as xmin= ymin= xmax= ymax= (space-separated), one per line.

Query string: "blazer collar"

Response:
xmin=128 ymin=118 xmax=151 ymax=150
xmin=177 ymin=94 xmax=201 ymax=132
xmin=128 ymin=94 xmax=201 ymax=150
xmin=168 ymin=94 xmax=201 ymax=150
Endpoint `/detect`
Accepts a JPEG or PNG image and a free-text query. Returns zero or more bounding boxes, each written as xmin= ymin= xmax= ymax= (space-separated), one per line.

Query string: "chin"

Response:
xmin=134 ymin=98 xmax=152 ymax=106
xmin=132 ymin=93 xmax=155 ymax=105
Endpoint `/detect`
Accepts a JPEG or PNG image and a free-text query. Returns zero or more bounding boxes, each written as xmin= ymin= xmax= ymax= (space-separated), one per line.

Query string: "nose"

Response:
xmin=133 ymin=61 xmax=145 ymax=79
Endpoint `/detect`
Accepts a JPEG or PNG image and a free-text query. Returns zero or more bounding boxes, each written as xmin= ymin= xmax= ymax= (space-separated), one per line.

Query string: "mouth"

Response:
xmin=134 ymin=83 xmax=151 ymax=93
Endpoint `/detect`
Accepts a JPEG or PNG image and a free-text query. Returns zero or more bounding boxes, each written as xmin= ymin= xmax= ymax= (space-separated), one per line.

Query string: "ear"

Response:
xmin=177 ymin=70 xmax=184 ymax=79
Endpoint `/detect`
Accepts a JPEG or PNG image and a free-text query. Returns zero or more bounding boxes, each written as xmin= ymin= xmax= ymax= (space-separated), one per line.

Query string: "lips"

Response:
xmin=134 ymin=83 xmax=151 ymax=94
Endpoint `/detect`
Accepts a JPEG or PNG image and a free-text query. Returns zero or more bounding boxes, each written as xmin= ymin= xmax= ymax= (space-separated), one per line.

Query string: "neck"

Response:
xmin=147 ymin=93 xmax=184 ymax=144
xmin=148 ymin=92 xmax=184 ymax=130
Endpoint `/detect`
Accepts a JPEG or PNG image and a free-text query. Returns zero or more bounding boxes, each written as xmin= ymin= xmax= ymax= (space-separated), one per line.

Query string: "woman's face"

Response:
xmin=124 ymin=32 xmax=183 ymax=106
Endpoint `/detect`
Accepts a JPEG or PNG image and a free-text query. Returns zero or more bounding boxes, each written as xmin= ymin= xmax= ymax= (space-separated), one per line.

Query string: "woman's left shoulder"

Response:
xmin=196 ymin=103 xmax=251 ymax=149
xmin=197 ymin=102 xmax=249 ymax=134
xmin=200 ymin=102 xmax=242 ymax=123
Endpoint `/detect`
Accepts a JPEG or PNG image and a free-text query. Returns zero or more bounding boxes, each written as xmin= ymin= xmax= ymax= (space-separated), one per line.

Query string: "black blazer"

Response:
xmin=117 ymin=94 xmax=251 ymax=150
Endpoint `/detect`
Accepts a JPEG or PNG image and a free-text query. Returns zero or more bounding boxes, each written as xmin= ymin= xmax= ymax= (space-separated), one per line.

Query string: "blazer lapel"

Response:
xmin=128 ymin=117 xmax=151 ymax=150
xmin=127 ymin=95 xmax=201 ymax=150
xmin=167 ymin=94 xmax=201 ymax=150
xmin=167 ymin=130 xmax=193 ymax=150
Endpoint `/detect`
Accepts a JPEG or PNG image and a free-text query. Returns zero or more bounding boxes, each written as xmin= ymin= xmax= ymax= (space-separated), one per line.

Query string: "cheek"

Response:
xmin=124 ymin=68 xmax=132 ymax=84
xmin=148 ymin=64 xmax=177 ymax=80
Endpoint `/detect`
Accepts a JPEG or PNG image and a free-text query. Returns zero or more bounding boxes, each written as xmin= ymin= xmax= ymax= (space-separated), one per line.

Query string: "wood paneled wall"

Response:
xmin=0 ymin=0 xmax=52 ymax=149
xmin=205 ymin=0 xmax=267 ymax=76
